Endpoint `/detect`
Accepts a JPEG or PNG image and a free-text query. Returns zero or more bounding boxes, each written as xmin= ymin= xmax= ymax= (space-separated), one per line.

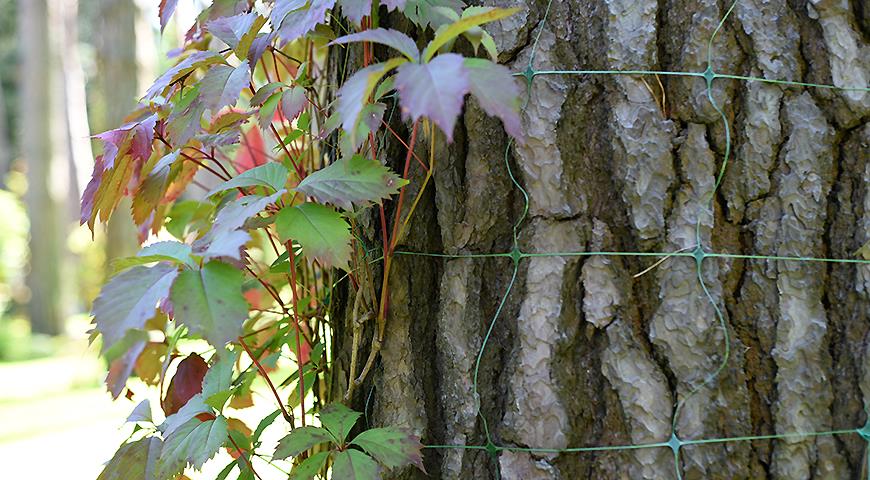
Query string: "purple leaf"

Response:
xmin=80 ymin=155 xmax=105 ymax=225
xmin=106 ymin=338 xmax=147 ymax=399
xmin=206 ymin=12 xmax=266 ymax=58
xmin=143 ymin=51 xmax=225 ymax=101
xmin=337 ymin=0 xmax=371 ymax=25
xmin=464 ymin=58 xmax=523 ymax=140
xmin=198 ymin=61 xmax=251 ymax=112
xmin=92 ymin=263 xmax=179 ymax=353
xmin=93 ymin=114 xmax=158 ymax=169
xmin=194 ymin=229 xmax=251 ymax=261
xmin=337 ymin=61 xmax=400 ymax=143
xmin=247 ymin=32 xmax=275 ymax=65
xmin=281 ymin=86 xmax=308 ymax=122
xmin=159 ymin=0 xmax=179 ymax=32
xmin=272 ymin=0 xmax=336 ymax=45
xmin=395 ymin=53 xmax=469 ymax=140
xmin=331 ymin=28 xmax=420 ymax=61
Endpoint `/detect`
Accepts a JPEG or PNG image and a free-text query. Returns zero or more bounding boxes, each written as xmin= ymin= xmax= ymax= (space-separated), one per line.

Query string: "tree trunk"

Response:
xmin=95 ymin=0 xmax=139 ymax=264
xmin=19 ymin=0 xmax=62 ymax=335
xmin=331 ymin=1 xmax=870 ymax=479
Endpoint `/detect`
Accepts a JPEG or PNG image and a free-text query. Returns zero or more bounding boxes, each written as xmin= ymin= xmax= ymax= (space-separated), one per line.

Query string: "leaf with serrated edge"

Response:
xmin=207 ymin=13 xmax=266 ymax=58
xmin=208 ymin=163 xmax=289 ymax=196
xmin=170 ymin=261 xmax=249 ymax=347
xmin=332 ymin=449 xmax=380 ymax=480
xmin=395 ymin=53 xmax=469 ymax=140
xmin=157 ymin=416 xmax=228 ymax=479
xmin=272 ymin=0 xmax=336 ymax=44
xmin=196 ymin=229 xmax=251 ymax=261
xmin=281 ymin=87 xmax=308 ymax=122
xmin=275 ymin=203 xmax=352 ymax=270
xmin=318 ymin=403 xmax=362 ymax=443
xmin=421 ymin=7 xmax=519 ymax=61
xmin=273 ymin=426 xmax=334 ymax=460
xmin=143 ymin=51 xmax=225 ymax=101
xmin=337 ymin=58 xmax=406 ymax=146
xmin=199 ymin=61 xmax=251 ymax=112
xmin=331 ymin=28 xmax=419 ymax=62
xmin=351 ymin=427 xmax=426 ymax=471
xmin=464 ymin=58 xmax=523 ymax=140
xmin=160 ymin=394 xmax=209 ymax=437
xmin=98 ymin=436 xmax=162 ymax=480
xmin=289 ymin=451 xmax=330 ymax=480
xmin=250 ymin=82 xmax=284 ymax=107
xmin=295 ymin=155 xmax=407 ymax=210
xmin=92 ymin=263 xmax=179 ymax=353
xmin=202 ymin=348 xmax=238 ymax=409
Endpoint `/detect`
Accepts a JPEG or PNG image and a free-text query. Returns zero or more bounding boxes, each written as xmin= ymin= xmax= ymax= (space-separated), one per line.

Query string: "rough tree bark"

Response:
xmin=330 ymin=1 xmax=869 ymax=479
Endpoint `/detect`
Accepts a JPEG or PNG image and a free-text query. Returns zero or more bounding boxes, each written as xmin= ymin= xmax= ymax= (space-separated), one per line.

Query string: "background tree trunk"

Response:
xmin=19 ymin=0 xmax=62 ymax=335
xmin=331 ymin=1 xmax=870 ymax=479
xmin=95 ymin=0 xmax=140 ymax=265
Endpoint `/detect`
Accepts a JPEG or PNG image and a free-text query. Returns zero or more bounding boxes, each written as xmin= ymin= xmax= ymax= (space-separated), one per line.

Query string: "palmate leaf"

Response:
xmin=319 ymin=403 xmax=362 ymax=443
xmin=295 ymin=155 xmax=407 ymax=210
xmin=208 ymin=163 xmax=290 ymax=196
xmin=98 ymin=436 xmax=162 ymax=480
xmin=92 ymin=263 xmax=179 ymax=353
xmin=464 ymin=58 xmax=523 ymax=140
xmin=273 ymin=426 xmax=334 ymax=460
xmin=199 ymin=61 xmax=252 ymax=112
xmin=157 ymin=416 xmax=229 ymax=479
xmin=276 ymin=203 xmax=352 ymax=270
xmin=395 ymin=53 xmax=469 ymax=140
xmin=170 ymin=261 xmax=249 ymax=348
xmin=331 ymin=28 xmax=420 ymax=62
xmin=332 ymin=450 xmax=380 ymax=479
xmin=351 ymin=427 xmax=426 ymax=471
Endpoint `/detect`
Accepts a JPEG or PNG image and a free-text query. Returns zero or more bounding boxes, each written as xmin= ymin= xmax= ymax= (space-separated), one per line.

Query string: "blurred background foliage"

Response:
xmin=0 ymin=1 xmax=223 ymax=477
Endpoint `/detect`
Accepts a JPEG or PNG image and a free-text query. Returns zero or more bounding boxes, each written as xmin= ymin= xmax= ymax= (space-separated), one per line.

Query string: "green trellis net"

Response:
xmin=380 ymin=0 xmax=870 ymax=478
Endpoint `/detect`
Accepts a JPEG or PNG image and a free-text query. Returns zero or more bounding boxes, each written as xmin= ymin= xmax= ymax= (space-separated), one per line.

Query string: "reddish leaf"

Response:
xmin=464 ymin=58 xmax=523 ymax=140
xmin=234 ymin=127 xmax=267 ymax=173
xmin=107 ymin=340 xmax=147 ymax=399
xmin=280 ymin=87 xmax=308 ymax=123
xmin=163 ymin=353 xmax=209 ymax=416
xmin=395 ymin=53 xmax=469 ymax=140
xmin=159 ymin=0 xmax=179 ymax=32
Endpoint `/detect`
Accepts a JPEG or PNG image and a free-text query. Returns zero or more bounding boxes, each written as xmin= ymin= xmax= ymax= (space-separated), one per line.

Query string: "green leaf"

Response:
xmin=97 ymin=437 xmax=162 ymax=480
xmin=157 ymin=416 xmax=228 ymax=479
xmin=318 ymin=403 xmax=362 ymax=444
xmin=252 ymin=409 xmax=282 ymax=445
xmin=421 ymin=7 xmax=519 ymax=62
xmin=351 ymin=427 xmax=425 ymax=471
xmin=276 ymin=203 xmax=352 ymax=270
xmin=332 ymin=449 xmax=380 ymax=480
xmin=250 ymin=82 xmax=285 ymax=107
xmin=259 ymin=91 xmax=282 ymax=130
xmin=202 ymin=348 xmax=239 ymax=409
xmin=126 ymin=399 xmax=153 ymax=424
xmin=208 ymin=163 xmax=290 ymax=196
xmin=295 ymin=155 xmax=407 ymax=211
xmin=289 ymin=451 xmax=330 ymax=480
xmin=855 ymin=240 xmax=870 ymax=260
xmin=170 ymin=261 xmax=249 ymax=347
xmin=273 ymin=426 xmax=335 ymax=460
xmin=92 ymin=263 xmax=179 ymax=353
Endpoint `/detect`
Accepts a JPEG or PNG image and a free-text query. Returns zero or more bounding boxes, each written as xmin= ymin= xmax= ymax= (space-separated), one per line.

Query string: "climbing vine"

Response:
xmin=87 ymin=1 xmax=521 ymax=479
